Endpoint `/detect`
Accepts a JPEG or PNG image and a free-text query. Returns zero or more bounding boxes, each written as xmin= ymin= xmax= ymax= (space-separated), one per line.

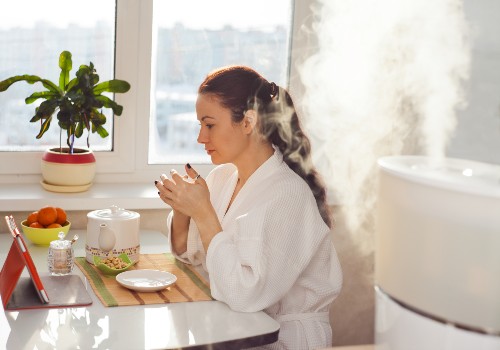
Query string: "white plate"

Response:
xmin=116 ymin=269 xmax=177 ymax=292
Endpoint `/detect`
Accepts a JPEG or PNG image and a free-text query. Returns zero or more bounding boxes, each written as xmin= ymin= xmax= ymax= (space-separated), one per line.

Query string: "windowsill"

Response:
xmin=0 ymin=182 xmax=165 ymax=212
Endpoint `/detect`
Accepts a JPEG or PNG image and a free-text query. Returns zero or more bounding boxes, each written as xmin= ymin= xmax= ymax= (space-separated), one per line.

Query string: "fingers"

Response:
xmin=155 ymin=164 xmax=208 ymax=215
xmin=156 ymin=169 xmax=192 ymax=197
xmin=155 ymin=175 xmax=170 ymax=200
xmin=169 ymin=169 xmax=184 ymax=183
xmin=158 ymin=173 xmax=174 ymax=191
xmin=185 ymin=163 xmax=201 ymax=180
xmin=155 ymin=165 xmax=201 ymax=202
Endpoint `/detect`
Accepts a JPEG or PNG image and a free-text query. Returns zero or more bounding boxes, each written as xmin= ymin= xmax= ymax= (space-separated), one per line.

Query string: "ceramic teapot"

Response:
xmin=86 ymin=205 xmax=140 ymax=264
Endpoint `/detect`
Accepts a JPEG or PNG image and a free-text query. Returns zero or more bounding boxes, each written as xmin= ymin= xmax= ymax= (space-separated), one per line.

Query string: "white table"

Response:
xmin=0 ymin=229 xmax=280 ymax=349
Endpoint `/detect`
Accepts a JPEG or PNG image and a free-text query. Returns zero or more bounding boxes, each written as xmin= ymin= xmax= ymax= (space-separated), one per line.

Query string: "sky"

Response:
xmin=0 ymin=0 xmax=113 ymax=28
xmin=0 ymin=0 xmax=291 ymax=30
xmin=155 ymin=0 xmax=291 ymax=30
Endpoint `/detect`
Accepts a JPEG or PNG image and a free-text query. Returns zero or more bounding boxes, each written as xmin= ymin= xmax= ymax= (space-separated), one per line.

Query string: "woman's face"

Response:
xmin=196 ymin=93 xmax=248 ymax=165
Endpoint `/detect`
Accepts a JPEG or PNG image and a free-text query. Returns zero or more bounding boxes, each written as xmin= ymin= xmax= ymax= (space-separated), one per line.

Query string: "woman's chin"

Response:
xmin=209 ymin=154 xmax=222 ymax=165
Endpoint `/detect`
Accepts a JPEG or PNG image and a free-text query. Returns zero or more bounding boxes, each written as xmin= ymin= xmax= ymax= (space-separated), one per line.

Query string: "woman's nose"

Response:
xmin=197 ymin=128 xmax=207 ymax=144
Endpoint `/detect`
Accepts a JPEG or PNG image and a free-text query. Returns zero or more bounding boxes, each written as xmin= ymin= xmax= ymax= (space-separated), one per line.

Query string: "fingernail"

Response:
xmin=170 ymin=169 xmax=175 ymax=174
xmin=186 ymin=163 xmax=192 ymax=169
xmin=154 ymin=180 xmax=158 ymax=185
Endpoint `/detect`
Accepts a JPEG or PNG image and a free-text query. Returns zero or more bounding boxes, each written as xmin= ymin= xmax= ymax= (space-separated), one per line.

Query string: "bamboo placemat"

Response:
xmin=75 ymin=253 xmax=213 ymax=307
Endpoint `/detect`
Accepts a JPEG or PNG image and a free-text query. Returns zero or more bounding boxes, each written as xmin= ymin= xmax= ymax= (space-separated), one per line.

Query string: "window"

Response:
xmin=0 ymin=0 xmax=294 ymax=182
xmin=0 ymin=0 xmax=116 ymax=152
xmin=149 ymin=0 xmax=292 ymax=164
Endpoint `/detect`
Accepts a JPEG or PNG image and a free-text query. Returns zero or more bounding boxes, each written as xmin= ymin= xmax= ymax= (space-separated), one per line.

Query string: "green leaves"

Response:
xmin=0 ymin=50 xmax=131 ymax=152
xmin=95 ymin=95 xmax=124 ymax=115
xmin=30 ymin=99 xmax=59 ymax=123
xmin=58 ymin=51 xmax=72 ymax=90
xmin=25 ymin=91 xmax=58 ymax=104
xmin=93 ymin=80 xmax=131 ymax=94
xmin=0 ymin=75 xmax=60 ymax=93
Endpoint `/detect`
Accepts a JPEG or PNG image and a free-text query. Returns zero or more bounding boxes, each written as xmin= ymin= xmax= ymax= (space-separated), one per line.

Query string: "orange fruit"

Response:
xmin=37 ymin=206 xmax=58 ymax=226
xmin=29 ymin=222 xmax=44 ymax=229
xmin=47 ymin=223 xmax=62 ymax=228
xmin=27 ymin=211 xmax=39 ymax=226
xmin=55 ymin=207 xmax=67 ymax=225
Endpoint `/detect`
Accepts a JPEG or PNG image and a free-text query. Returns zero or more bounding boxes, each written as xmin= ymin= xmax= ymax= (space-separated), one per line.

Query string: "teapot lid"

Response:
xmin=91 ymin=205 xmax=139 ymax=220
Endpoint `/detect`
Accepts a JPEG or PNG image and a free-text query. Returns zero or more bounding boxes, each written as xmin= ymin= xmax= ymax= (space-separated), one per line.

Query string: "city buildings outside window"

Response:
xmin=0 ymin=0 xmax=292 ymax=176
xmin=150 ymin=0 xmax=291 ymax=164
xmin=0 ymin=0 xmax=115 ymax=152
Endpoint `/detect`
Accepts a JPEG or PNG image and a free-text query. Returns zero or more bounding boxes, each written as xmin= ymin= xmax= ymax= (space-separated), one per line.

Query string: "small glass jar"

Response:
xmin=48 ymin=237 xmax=74 ymax=276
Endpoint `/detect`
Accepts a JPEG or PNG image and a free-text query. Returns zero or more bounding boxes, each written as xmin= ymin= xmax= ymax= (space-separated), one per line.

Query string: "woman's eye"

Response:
xmin=198 ymin=122 xmax=214 ymax=130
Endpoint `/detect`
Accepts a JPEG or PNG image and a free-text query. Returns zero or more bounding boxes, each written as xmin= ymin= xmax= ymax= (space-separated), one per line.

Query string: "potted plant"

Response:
xmin=0 ymin=50 xmax=130 ymax=191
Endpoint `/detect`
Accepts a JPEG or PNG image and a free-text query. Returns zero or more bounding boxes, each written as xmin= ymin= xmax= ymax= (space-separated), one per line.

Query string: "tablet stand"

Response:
xmin=1 ymin=216 xmax=92 ymax=310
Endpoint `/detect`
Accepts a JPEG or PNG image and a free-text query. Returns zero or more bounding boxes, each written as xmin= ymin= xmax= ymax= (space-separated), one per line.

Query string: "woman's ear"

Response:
xmin=243 ymin=110 xmax=257 ymax=133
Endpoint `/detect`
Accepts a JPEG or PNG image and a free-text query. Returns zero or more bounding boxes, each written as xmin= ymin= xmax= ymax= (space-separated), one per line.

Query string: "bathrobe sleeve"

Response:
xmin=165 ymin=165 xmax=227 ymax=270
xmin=166 ymin=213 xmax=206 ymax=266
xmin=205 ymin=179 xmax=330 ymax=313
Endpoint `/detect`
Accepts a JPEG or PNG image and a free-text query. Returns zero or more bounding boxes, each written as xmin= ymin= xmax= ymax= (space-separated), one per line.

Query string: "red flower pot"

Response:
xmin=41 ymin=148 xmax=96 ymax=188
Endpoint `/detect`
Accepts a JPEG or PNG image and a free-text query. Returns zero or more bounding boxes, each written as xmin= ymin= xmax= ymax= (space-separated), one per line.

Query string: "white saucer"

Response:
xmin=116 ymin=269 xmax=177 ymax=292
xmin=40 ymin=180 xmax=92 ymax=193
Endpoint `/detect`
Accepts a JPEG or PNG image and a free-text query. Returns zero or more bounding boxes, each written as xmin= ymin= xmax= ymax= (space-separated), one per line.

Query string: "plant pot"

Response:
xmin=41 ymin=147 xmax=96 ymax=192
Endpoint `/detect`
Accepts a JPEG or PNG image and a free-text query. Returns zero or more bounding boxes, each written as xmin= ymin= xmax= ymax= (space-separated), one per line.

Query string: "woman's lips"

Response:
xmin=206 ymin=149 xmax=214 ymax=155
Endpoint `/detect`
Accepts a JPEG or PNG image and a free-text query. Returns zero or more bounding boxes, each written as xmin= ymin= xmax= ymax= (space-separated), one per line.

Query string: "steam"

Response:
xmin=298 ymin=0 xmax=470 ymax=252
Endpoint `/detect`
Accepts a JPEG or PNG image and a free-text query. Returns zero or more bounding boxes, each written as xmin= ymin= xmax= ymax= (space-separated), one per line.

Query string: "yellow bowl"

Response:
xmin=21 ymin=220 xmax=71 ymax=246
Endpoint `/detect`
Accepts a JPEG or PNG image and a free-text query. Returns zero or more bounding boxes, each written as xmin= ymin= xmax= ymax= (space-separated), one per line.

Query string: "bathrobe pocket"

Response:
xmin=234 ymin=210 xmax=265 ymax=271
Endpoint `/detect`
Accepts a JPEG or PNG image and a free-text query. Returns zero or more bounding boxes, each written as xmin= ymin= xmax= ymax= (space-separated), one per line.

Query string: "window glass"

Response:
xmin=150 ymin=0 xmax=292 ymax=164
xmin=0 ymin=0 xmax=116 ymax=152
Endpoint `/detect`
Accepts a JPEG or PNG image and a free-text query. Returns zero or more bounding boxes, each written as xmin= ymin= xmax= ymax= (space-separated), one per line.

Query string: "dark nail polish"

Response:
xmin=186 ymin=163 xmax=192 ymax=169
xmin=154 ymin=180 xmax=158 ymax=185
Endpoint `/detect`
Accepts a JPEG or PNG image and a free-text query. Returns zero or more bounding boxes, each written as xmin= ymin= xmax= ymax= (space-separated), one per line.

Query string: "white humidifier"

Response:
xmin=375 ymin=155 xmax=500 ymax=349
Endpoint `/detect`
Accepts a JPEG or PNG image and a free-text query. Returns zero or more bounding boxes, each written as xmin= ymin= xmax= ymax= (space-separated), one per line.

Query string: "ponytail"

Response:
xmin=198 ymin=65 xmax=332 ymax=228
xmin=260 ymin=87 xmax=332 ymax=228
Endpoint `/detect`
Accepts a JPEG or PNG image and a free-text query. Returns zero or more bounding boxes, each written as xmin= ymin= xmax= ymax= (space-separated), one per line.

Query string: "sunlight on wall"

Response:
xmin=299 ymin=0 xmax=470 ymax=253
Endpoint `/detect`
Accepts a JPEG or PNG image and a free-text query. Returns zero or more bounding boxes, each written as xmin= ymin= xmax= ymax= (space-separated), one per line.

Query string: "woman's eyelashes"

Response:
xmin=199 ymin=122 xmax=214 ymax=130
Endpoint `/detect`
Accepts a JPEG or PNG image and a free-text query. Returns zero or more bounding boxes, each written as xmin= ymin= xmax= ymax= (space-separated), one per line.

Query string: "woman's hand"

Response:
xmin=156 ymin=164 xmax=210 ymax=220
xmin=155 ymin=164 xmax=223 ymax=252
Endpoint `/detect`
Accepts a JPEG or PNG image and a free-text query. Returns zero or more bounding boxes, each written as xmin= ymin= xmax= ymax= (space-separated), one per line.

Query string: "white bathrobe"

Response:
xmin=166 ymin=149 xmax=343 ymax=349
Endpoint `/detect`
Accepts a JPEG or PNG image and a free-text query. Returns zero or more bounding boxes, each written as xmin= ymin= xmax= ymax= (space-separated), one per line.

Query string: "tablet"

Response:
xmin=1 ymin=215 xmax=93 ymax=310
xmin=1 ymin=215 xmax=49 ymax=307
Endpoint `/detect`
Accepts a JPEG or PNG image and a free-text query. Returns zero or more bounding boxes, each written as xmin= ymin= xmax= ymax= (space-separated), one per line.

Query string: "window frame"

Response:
xmin=0 ymin=0 xmax=146 ymax=182
xmin=0 ymin=0 xmax=303 ymax=185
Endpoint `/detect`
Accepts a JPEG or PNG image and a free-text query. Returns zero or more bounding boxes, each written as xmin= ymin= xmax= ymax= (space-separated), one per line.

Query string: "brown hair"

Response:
xmin=198 ymin=66 xmax=332 ymax=228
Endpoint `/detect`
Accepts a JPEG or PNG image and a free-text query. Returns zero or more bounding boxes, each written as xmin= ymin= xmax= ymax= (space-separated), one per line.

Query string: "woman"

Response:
xmin=156 ymin=66 xmax=342 ymax=349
